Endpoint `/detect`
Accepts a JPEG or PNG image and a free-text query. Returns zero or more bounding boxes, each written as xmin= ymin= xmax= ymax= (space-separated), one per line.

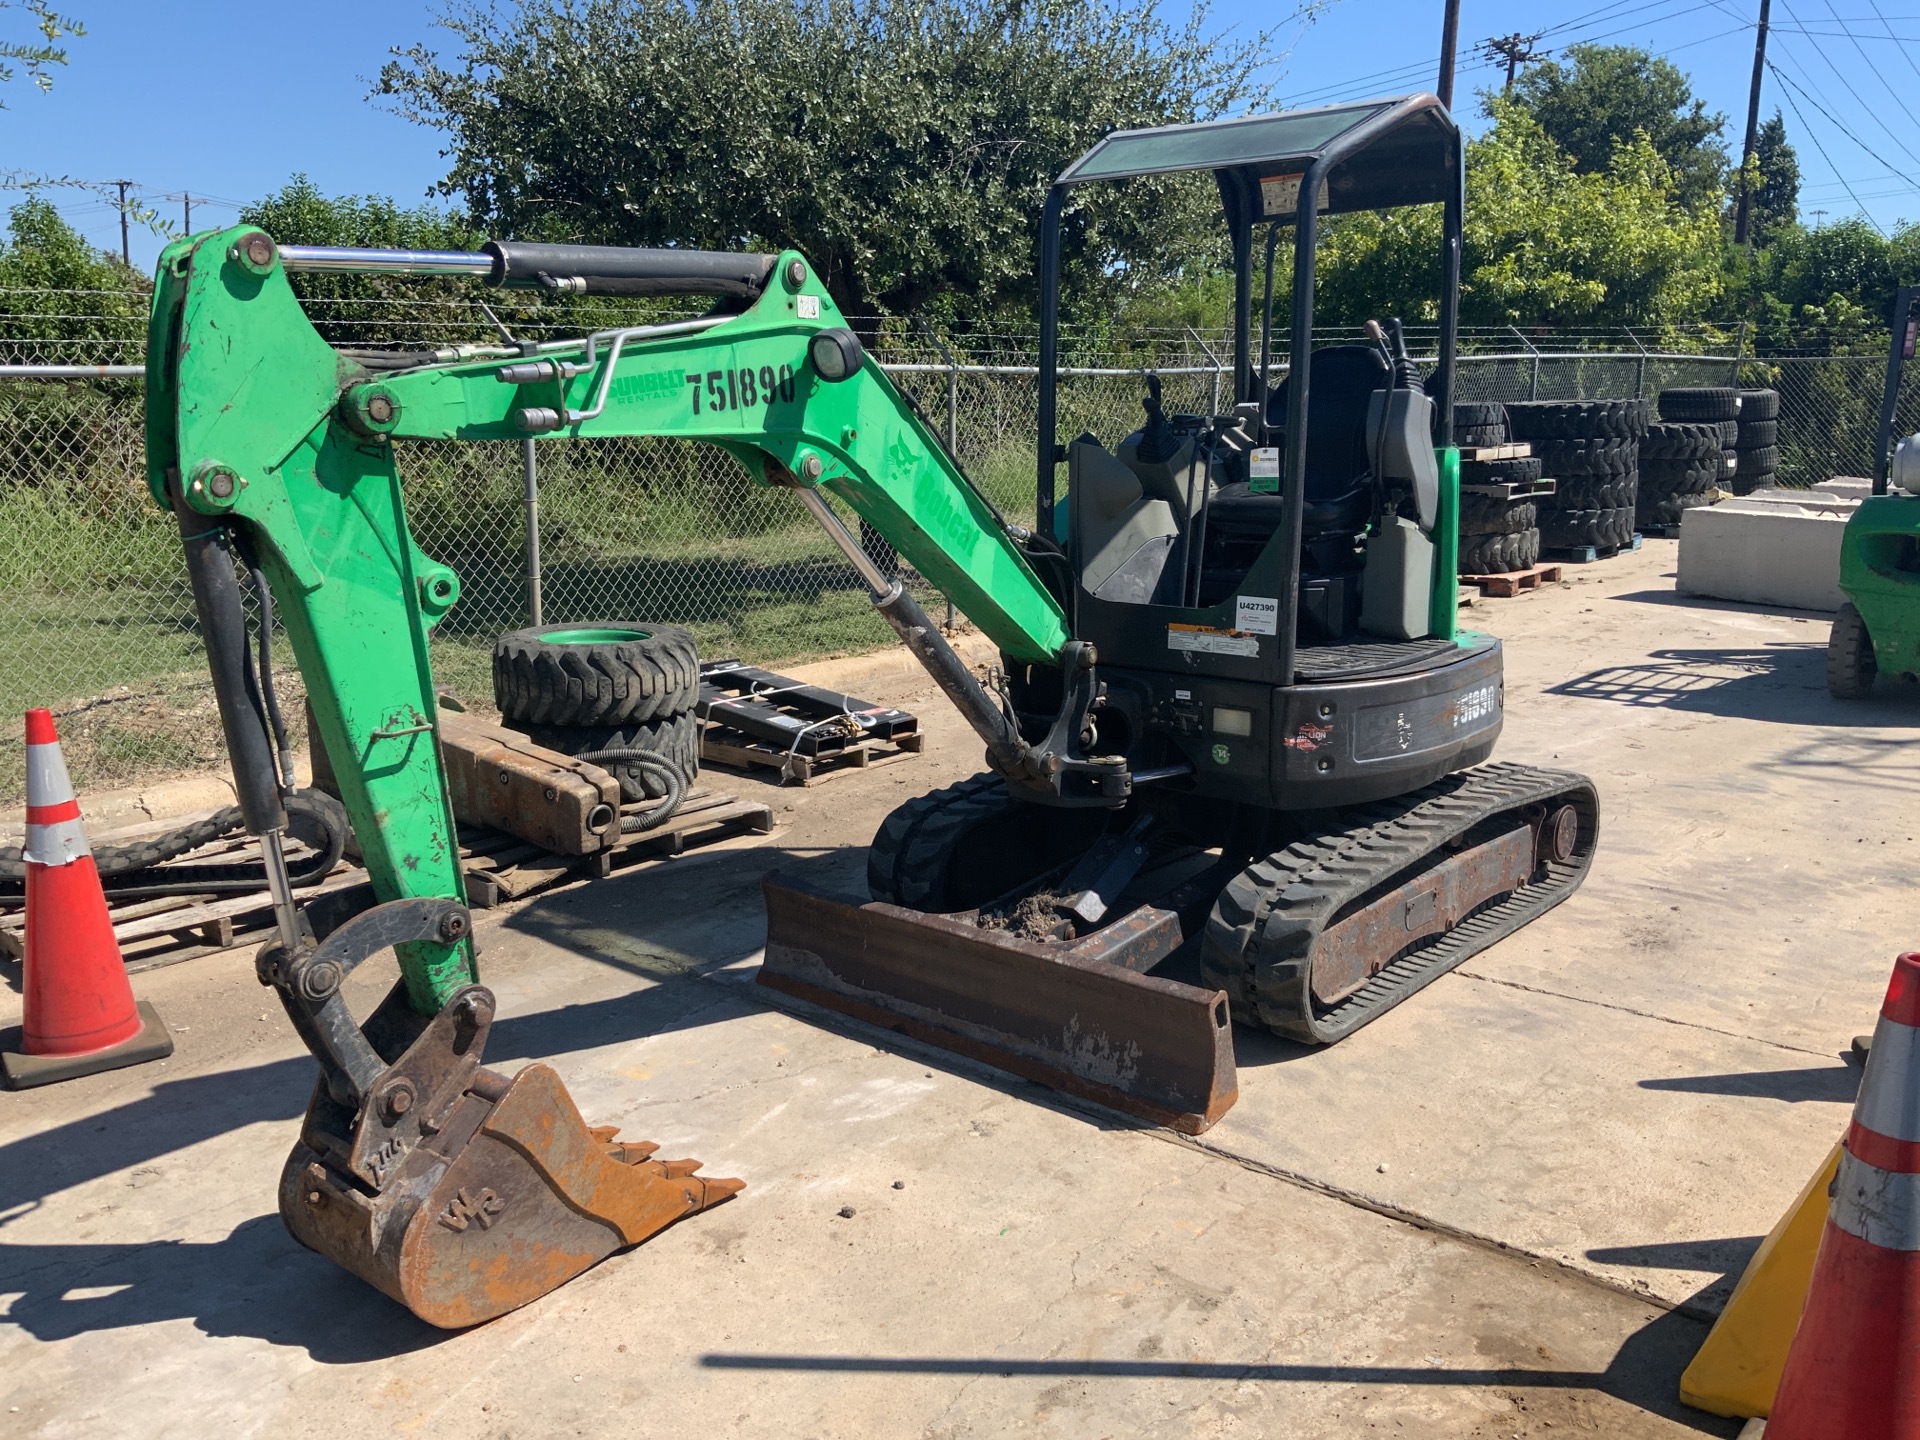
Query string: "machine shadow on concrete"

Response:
xmin=1547 ymin=644 xmax=1920 ymax=726
xmin=696 ymin=1300 xmax=1740 ymax=1434
xmin=0 ymin=1214 xmax=447 ymax=1361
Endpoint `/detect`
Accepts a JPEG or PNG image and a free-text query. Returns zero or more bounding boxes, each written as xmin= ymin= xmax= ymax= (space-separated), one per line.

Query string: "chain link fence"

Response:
xmin=2 ymin=286 xmax=1910 ymax=803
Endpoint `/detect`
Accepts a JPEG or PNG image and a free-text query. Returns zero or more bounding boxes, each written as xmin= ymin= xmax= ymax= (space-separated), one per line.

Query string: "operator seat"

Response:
xmin=1205 ymin=344 xmax=1389 ymax=545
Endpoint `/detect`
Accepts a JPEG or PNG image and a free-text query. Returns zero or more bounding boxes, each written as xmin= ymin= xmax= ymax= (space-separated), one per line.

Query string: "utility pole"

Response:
xmin=1437 ymin=0 xmax=1461 ymax=108
xmin=1733 ymin=0 xmax=1772 ymax=245
xmin=1481 ymin=32 xmax=1547 ymax=92
xmin=114 ymin=179 xmax=131 ymax=266
xmin=182 ymin=194 xmax=192 ymax=233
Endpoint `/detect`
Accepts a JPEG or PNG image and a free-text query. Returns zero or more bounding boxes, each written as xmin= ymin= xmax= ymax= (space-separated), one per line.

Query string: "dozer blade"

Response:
xmin=759 ymin=876 xmax=1237 ymax=1134
xmin=262 ymin=900 xmax=741 ymax=1329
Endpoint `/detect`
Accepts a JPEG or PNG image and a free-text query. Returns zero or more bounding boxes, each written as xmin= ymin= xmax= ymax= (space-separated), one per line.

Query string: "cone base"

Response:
xmin=2 ymin=1000 xmax=173 ymax=1090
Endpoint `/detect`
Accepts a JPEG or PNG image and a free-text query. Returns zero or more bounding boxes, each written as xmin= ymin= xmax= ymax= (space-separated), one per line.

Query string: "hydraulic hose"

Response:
xmin=570 ymin=748 xmax=687 ymax=833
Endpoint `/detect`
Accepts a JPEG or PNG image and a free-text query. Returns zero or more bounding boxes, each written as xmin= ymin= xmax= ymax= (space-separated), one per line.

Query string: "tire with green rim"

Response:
xmin=493 ymin=621 xmax=700 ymax=728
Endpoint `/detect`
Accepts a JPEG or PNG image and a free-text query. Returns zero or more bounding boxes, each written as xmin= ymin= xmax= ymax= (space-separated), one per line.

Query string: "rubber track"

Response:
xmin=1201 ymin=763 xmax=1599 ymax=1044
xmin=0 ymin=789 xmax=348 ymax=900
xmin=866 ymin=773 xmax=1009 ymax=907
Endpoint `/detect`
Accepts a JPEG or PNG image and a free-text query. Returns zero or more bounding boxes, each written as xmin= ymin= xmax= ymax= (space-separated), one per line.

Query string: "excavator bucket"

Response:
xmin=263 ymin=900 xmax=741 ymax=1328
xmin=759 ymin=877 xmax=1238 ymax=1134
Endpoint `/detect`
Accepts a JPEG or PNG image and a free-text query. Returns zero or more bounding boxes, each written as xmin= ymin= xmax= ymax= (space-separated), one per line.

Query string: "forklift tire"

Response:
xmin=1642 ymin=491 xmax=1716 ymax=526
xmin=1737 ymin=388 xmax=1780 ymax=421
xmin=525 ymin=710 xmax=700 ymax=803
xmin=1827 ymin=603 xmax=1878 ymax=699
xmin=1453 ymin=401 xmax=1508 ymax=431
xmin=1504 ymin=399 xmax=1641 ymax=441
xmin=1456 ymin=424 xmax=1507 ymax=449
xmin=1736 ymin=419 xmax=1778 ymax=448
xmin=493 ymin=621 xmax=700 ymax=728
xmin=1658 ymin=386 xmax=1740 ymax=422
xmin=1534 ymin=437 xmax=1635 ymax=476
xmin=1555 ymin=474 xmax=1637 ymax=509
xmin=1639 ymin=422 xmax=1722 ymax=461
xmin=1714 ymin=419 xmax=1740 ymax=447
xmin=1735 ymin=445 xmax=1779 ymax=477
xmin=1459 ymin=527 xmax=1539 ymax=575
xmin=1461 ymin=456 xmax=1542 ymax=484
xmin=1640 ymin=457 xmax=1718 ymax=498
xmin=1459 ymin=498 xmax=1536 ymax=536
xmin=1539 ymin=508 xmax=1616 ymax=550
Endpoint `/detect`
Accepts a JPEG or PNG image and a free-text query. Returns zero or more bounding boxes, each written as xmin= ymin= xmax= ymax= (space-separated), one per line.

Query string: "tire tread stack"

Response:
xmin=1733 ymin=389 xmax=1780 ymax=493
xmin=1503 ymin=398 xmax=1648 ymax=558
xmin=492 ymin=621 xmax=702 ymax=803
xmin=1453 ymin=403 xmax=1543 ymax=574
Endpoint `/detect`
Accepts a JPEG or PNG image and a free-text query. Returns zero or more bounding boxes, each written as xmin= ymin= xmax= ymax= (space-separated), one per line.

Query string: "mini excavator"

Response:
xmin=147 ymin=93 xmax=1596 ymax=1326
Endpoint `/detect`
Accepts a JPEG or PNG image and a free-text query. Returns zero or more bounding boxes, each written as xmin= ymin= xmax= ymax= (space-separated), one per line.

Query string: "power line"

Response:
xmin=1819 ymin=0 xmax=1920 ymax=140
xmin=1775 ymin=0 xmax=1920 ymax=166
xmin=1768 ymin=62 xmax=1891 ymax=232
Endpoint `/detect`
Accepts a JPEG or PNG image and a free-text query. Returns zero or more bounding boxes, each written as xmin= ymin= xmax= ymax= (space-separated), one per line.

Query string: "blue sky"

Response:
xmin=7 ymin=0 xmax=1917 ymax=272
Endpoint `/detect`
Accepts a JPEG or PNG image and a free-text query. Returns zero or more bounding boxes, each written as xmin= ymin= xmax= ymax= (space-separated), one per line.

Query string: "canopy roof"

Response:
xmin=1056 ymin=94 xmax=1459 ymax=217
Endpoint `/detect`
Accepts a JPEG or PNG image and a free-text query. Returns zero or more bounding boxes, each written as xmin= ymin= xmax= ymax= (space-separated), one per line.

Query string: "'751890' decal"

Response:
xmin=687 ymin=364 xmax=797 ymax=414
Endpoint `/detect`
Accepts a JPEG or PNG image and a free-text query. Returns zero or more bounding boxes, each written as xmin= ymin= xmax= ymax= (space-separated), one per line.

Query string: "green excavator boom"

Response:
xmin=145 ymin=226 xmax=1070 ymax=1011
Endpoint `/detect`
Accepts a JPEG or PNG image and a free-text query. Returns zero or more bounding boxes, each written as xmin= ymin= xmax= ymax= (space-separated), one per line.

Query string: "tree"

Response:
xmin=0 ymin=196 xmax=144 ymax=355
xmin=1507 ymin=44 xmax=1727 ymax=212
xmin=0 ymin=0 xmax=81 ymax=103
xmin=376 ymin=0 xmax=1279 ymax=333
xmin=1312 ymin=100 xmax=1724 ymax=333
xmin=1750 ymin=111 xmax=1800 ymax=242
xmin=240 ymin=176 xmax=486 ymax=347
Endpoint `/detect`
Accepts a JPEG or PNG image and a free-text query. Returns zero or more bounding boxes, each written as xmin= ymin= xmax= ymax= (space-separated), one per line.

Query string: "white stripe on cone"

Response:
xmin=23 ymin=817 xmax=90 ymax=866
xmin=1833 ymin=1148 xmax=1920 ymax=1252
xmin=1856 ymin=1013 xmax=1920 ymax=1144
xmin=24 ymin=740 xmax=75 ymax=804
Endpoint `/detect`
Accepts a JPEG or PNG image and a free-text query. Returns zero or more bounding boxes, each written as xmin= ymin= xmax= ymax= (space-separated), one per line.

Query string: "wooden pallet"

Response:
xmin=1639 ymin=524 xmax=1682 ymax=539
xmin=457 ymin=785 xmax=774 ymax=906
xmin=1461 ymin=477 xmax=1558 ymax=500
xmin=696 ymin=658 xmax=924 ymax=786
xmin=1546 ymin=533 xmax=1644 ymax=564
xmin=700 ymin=723 xmax=924 ymax=785
xmin=1 ymin=787 xmax=775 ymax=971
xmin=1457 ymin=442 xmax=1533 ymax=461
xmin=1456 ymin=563 xmax=1564 ymax=598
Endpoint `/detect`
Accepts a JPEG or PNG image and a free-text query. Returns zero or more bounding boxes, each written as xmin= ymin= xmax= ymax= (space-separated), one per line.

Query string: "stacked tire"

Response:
xmin=1503 ymin=398 xmax=1649 ymax=555
xmin=1656 ymin=387 xmax=1741 ymax=502
xmin=1637 ymin=423 xmax=1723 ymax=528
xmin=491 ymin=621 xmax=702 ymax=804
xmin=1732 ymin=388 xmax=1780 ymax=493
xmin=1454 ymin=402 xmax=1542 ymax=575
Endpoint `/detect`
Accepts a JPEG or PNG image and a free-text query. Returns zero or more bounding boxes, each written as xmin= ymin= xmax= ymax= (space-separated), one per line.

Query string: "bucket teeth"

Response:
xmin=286 ymin=1060 xmax=743 ymax=1329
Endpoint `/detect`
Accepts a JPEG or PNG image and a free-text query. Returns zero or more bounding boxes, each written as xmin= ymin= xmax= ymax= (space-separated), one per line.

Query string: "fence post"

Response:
xmin=1625 ymin=326 xmax=1648 ymax=399
xmin=1509 ymin=326 xmax=1541 ymax=399
xmin=1188 ymin=327 xmax=1225 ymax=414
xmin=521 ymin=437 xmax=543 ymax=626
xmin=1731 ymin=320 xmax=1748 ymax=388
xmin=914 ymin=315 xmax=962 ymax=628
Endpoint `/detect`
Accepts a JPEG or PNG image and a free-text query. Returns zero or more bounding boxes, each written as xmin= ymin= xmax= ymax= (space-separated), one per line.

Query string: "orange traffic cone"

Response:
xmin=1768 ymin=949 xmax=1920 ymax=1437
xmin=1 ymin=709 xmax=171 ymax=1089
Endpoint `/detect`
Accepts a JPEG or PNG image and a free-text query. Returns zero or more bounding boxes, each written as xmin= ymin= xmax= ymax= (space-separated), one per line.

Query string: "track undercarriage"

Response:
xmin=760 ymin=762 xmax=1597 ymax=1131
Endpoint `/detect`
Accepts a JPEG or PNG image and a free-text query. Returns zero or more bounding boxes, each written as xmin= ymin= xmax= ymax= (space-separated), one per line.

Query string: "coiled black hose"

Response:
xmin=571 ymin=748 xmax=687 ymax=833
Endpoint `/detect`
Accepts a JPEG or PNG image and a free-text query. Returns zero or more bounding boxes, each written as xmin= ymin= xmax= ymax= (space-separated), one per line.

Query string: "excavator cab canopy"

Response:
xmin=1035 ymin=93 xmax=1464 ymax=538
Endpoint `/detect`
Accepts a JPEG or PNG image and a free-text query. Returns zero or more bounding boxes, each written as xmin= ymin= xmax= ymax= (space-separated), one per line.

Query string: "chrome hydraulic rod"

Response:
xmin=278 ymin=246 xmax=494 ymax=277
xmin=794 ymin=487 xmax=1030 ymax=776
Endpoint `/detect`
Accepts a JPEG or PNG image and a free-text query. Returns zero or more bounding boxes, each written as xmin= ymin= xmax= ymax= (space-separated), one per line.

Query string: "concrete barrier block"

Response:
xmin=1676 ymin=497 xmax=1853 ymax=613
